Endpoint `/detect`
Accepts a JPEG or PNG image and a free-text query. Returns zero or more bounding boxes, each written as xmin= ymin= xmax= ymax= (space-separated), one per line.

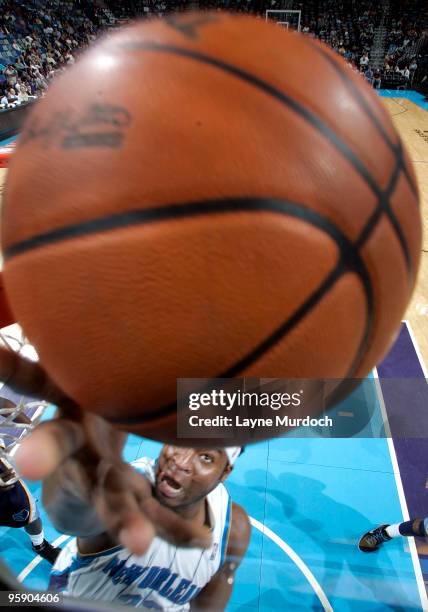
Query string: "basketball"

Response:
xmin=0 ymin=12 xmax=421 ymax=442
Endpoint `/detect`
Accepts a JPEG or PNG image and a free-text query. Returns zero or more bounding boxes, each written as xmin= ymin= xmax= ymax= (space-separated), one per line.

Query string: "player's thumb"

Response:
xmin=15 ymin=419 xmax=85 ymax=480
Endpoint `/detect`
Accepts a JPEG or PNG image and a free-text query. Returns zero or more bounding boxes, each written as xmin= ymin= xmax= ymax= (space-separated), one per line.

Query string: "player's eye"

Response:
xmin=199 ymin=453 xmax=214 ymax=464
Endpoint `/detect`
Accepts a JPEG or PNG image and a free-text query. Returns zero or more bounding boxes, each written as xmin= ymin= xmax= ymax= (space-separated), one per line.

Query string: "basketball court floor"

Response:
xmin=0 ymin=89 xmax=427 ymax=610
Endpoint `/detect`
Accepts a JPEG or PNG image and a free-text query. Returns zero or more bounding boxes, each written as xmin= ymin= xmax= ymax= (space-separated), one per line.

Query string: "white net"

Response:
xmin=265 ymin=9 xmax=301 ymax=32
xmin=0 ymin=324 xmax=48 ymax=485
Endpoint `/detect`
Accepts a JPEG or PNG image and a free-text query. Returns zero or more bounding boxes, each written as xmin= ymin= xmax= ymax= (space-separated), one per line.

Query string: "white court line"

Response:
xmin=404 ymin=320 xmax=428 ymax=378
xmin=17 ymin=534 xmax=71 ymax=583
xmin=373 ymin=367 xmax=428 ymax=611
xmin=250 ymin=516 xmax=333 ymax=612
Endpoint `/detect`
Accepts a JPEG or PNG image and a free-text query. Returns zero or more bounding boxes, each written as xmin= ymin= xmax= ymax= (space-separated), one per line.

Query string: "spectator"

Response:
xmin=15 ymin=55 xmax=28 ymax=72
xmin=17 ymin=83 xmax=29 ymax=103
xmin=46 ymin=53 xmax=56 ymax=67
xmin=12 ymin=41 xmax=22 ymax=54
xmin=7 ymin=87 xmax=17 ymax=104
xmin=365 ymin=65 xmax=374 ymax=85
xmin=3 ymin=64 xmax=18 ymax=86
xmin=373 ymin=69 xmax=382 ymax=89
xmin=360 ymin=52 xmax=369 ymax=67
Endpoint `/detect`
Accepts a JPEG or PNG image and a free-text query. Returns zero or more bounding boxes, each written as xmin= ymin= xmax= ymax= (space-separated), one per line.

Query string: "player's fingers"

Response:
xmin=94 ymin=464 xmax=156 ymax=554
xmin=81 ymin=413 xmax=128 ymax=460
xmin=121 ymin=466 xmax=212 ymax=549
xmin=0 ymin=346 xmax=76 ymax=408
xmin=15 ymin=418 xmax=85 ymax=480
xmin=118 ymin=515 xmax=156 ymax=556
xmin=97 ymin=465 xmax=210 ymax=553
xmin=140 ymin=496 xmax=212 ymax=549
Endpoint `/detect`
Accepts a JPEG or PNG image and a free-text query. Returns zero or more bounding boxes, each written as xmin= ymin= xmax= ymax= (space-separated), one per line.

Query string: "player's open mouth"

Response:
xmin=158 ymin=474 xmax=184 ymax=498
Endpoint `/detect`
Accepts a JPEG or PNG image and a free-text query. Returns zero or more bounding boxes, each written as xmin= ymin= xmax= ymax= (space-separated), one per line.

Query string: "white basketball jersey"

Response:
xmin=50 ymin=457 xmax=232 ymax=610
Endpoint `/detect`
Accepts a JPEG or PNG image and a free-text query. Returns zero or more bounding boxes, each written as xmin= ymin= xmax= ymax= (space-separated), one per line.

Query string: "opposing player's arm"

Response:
xmin=0 ymin=457 xmax=16 ymax=483
xmin=12 ymin=411 xmax=32 ymax=425
xmin=0 ymin=398 xmax=32 ymax=425
xmin=190 ymin=502 xmax=251 ymax=611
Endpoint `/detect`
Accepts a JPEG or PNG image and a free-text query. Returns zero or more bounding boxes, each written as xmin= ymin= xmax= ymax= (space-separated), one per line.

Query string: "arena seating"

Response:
xmin=0 ymin=0 xmax=426 ymax=107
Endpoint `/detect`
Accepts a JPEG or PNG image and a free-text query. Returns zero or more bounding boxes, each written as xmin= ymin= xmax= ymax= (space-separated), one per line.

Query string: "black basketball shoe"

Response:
xmin=32 ymin=540 xmax=61 ymax=564
xmin=358 ymin=525 xmax=392 ymax=552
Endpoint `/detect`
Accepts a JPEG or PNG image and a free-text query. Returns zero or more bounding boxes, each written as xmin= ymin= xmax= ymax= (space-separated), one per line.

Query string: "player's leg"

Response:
xmin=24 ymin=515 xmax=60 ymax=564
xmin=359 ymin=517 xmax=428 ymax=552
xmin=16 ymin=480 xmax=61 ymax=564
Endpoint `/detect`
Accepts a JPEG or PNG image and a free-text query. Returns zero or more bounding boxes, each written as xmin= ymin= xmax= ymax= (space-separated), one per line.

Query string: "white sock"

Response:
xmin=385 ymin=523 xmax=401 ymax=538
xmin=29 ymin=530 xmax=45 ymax=547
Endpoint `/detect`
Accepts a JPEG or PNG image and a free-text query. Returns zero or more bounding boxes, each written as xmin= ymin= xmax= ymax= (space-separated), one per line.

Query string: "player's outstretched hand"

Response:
xmin=0 ymin=347 xmax=211 ymax=555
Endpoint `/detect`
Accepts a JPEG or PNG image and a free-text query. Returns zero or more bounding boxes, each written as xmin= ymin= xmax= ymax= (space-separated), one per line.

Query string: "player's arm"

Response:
xmin=0 ymin=457 xmax=16 ymax=483
xmin=26 ymin=414 xmax=211 ymax=555
xmin=0 ymin=398 xmax=32 ymax=425
xmin=2 ymin=347 xmax=211 ymax=554
xmin=190 ymin=502 xmax=251 ymax=611
xmin=12 ymin=411 xmax=31 ymax=425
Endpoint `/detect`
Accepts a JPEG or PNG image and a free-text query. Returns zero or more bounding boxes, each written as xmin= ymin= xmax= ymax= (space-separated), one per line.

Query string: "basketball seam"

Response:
xmin=356 ymin=140 xmax=409 ymax=266
xmin=8 ymin=197 xmax=372 ymax=426
xmin=303 ymin=38 xmax=418 ymax=200
xmin=113 ymin=41 xmax=411 ymax=278
xmin=4 ymin=198 xmax=373 ymax=426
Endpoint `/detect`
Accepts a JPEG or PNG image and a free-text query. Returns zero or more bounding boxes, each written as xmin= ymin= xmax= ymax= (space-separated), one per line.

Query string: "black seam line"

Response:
xmin=218 ymin=251 xmax=373 ymax=378
xmin=108 ymin=256 xmax=373 ymax=427
xmin=383 ymin=145 xmax=413 ymax=277
xmin=90 ymin=198 xmax=372 ymax=426
xmin=4 ymin=195 xmax=373 ymax=427
xmin=116 ymin=41 xmax=410 ymax=274
xmin=304 ymin=39 xmax=418 ymax=199
xmin=2 ymin=196 xmax=368 ymax=261
xmin=355 ymin=140 xmax=412 ymax=279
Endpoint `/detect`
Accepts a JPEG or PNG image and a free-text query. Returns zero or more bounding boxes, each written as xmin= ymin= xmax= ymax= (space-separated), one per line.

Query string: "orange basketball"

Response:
xmin=1 ymin=13 xmax=421 ymax=442
xmin=0 ymin=273 xmax=15 ymax=329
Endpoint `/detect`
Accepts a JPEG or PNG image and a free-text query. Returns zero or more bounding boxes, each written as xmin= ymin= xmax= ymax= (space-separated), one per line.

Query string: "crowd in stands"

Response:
xmin=197 ymin=0 xmax=425 ymax=87
xmin=297 ymin=0 xmax=382 ymax=78
xmin=104 ymin=0 xmax=187 ymax=19
xmin=0 ymin=0 xmax=113 ymax=108
xmin=196 ymin=0 xmax=377 ymax=61
xmin=0 ymin=0 xmax=426 ymax=110
xmin=382 ymin=1 xmax=424 ymax=83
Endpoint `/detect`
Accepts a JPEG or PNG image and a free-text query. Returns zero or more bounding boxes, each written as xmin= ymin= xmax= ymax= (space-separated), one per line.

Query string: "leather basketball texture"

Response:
xmin=1 ymin=13 xmax=421 ymax=442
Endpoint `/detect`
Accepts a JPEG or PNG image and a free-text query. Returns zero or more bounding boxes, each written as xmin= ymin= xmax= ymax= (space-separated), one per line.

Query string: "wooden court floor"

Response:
xmin=0 ymin=96 xmax=427 ymax=366
xmin=382 ymin=98 xmax=428 ymax=367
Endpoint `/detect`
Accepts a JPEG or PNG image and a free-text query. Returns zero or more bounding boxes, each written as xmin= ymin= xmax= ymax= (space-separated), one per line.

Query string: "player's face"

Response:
xmin=155 ymin=446 xmax=230 ymax=508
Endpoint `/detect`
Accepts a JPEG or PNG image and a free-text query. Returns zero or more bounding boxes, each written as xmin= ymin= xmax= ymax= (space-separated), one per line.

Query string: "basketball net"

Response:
xmin=0 ymin=324 xmax=48 ymax=487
